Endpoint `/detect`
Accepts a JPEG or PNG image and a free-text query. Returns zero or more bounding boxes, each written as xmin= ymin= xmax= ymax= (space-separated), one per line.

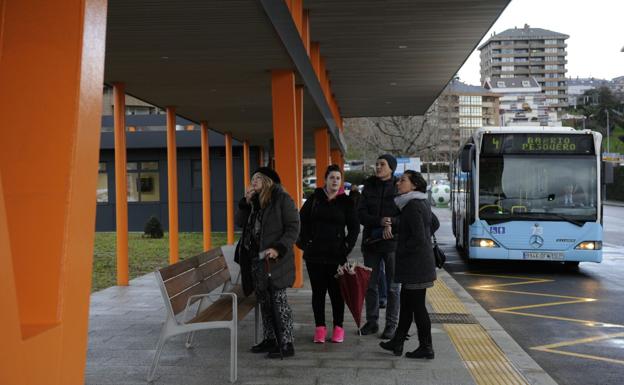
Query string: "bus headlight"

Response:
xmin=575 ymin=241 xmax=602 ymax=250
xmin=470 ymin=238 xmax=499 ymax=248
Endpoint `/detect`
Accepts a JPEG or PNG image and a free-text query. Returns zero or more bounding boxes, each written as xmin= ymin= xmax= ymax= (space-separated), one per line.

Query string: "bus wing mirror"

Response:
xmin=602 ymin=161 xmax=614 ymax=184
xmin=460 ymin=144 xmax=474 ymax=173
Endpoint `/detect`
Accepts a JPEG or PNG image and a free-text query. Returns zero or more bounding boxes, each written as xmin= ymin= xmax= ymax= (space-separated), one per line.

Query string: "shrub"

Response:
xmin=143 ymin=216 xmax=164 ymax=238
xmin=344 ymin=170 xmax=371 ymax=186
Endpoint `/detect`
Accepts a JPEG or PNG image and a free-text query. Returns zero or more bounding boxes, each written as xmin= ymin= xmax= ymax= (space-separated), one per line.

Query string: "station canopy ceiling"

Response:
xmin=104 ymin=0 xmax=509 ymax=155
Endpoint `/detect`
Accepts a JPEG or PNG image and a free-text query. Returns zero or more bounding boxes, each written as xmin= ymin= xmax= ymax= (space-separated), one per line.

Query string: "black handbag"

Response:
xmin=432 ymin=234 xmax=446 ymax=269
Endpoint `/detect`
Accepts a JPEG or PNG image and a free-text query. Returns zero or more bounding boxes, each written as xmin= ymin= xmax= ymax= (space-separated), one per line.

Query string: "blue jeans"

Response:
xmin=363 ymin=250 xmax=400 ymax=327
xmin=378 ymin=260 xmax=387 ymax=305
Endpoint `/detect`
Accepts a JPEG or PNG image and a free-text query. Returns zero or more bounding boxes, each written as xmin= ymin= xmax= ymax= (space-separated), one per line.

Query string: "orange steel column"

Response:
xmin=243 ymin=140 xmax=250 ymax=190
xmin=314 ymin=128 xmax=331 ymax=187
xmin=200 ymin=121 xmax=212 ymax=251
xmin=225 ymin=133 xmax=235 ymax=245
xmin=310 ymin=42 xmax=321 ymax=77
xmin=0 ymin=0 xmax=107 ymax=383
xmin=113 ymin=83 xmax=129 ymax=286
xmin=302 ymin=10 xmax=310 ymax=55
xmin=272 ymin=70 xmax=302 ymax=288
xmin=166 ymin=107 xmax=179 ymax=263
xmin=331 ymin=149 xmax=344 ymax=171
xmin=295 ymin=86 xmax=304 ymax=208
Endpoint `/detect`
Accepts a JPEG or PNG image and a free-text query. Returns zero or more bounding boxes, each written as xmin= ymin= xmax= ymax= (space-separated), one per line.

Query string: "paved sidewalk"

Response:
xmin=85 ymin=209 xmax=557 ymax=385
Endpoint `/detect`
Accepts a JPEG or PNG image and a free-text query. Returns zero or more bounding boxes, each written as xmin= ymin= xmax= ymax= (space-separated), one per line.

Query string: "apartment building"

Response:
xmin=484 ymin=77 xmax=559 ymax=126
xmin=433 ymin=78 xmax=500 ymax=158
xmin=479 ymin=24 xmax=569 ymax=110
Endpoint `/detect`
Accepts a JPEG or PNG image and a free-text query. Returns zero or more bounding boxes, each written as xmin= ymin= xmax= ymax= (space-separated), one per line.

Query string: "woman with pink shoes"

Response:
xmin=298 ymin=165 xmax=360 ymax=344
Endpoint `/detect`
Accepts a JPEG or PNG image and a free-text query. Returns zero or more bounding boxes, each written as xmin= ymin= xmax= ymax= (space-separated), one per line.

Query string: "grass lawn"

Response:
xmin=92 ymin=232 xmax=238 ymax=292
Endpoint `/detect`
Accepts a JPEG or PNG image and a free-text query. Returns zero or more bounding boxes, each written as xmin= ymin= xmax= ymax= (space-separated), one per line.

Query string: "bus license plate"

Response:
xmin=523 ymin=251 xmax=565 ymax=261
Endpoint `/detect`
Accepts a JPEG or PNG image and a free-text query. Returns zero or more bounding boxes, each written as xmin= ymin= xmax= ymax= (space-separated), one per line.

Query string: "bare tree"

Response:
xmin=344 ymin=109 xmax=440 ymax=161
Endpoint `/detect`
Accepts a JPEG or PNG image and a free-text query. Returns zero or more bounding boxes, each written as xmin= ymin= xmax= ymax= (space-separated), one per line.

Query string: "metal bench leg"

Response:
xmin=147 ymin=325 xmax=170 ymax=382
xmin=230 ymin=325 xmax=237 ymax=382
xmin=185 ymin=331 xmax=195 ymax=348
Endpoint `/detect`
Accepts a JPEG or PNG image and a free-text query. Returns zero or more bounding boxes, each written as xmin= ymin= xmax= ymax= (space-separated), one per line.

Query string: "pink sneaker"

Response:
xmin=314 ymin=326 xmax=326 ymax=343
xmin=331 ymin=326 xmax=345 ymax=343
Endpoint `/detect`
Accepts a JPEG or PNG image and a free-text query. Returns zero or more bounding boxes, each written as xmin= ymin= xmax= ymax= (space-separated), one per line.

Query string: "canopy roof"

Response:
xmin=104 ymin=0 xmax=510 ymax=155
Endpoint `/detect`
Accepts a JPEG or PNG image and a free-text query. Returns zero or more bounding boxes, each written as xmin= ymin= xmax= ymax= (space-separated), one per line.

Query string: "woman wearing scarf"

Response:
xmin=379 ymin=170 xmax=439 ymax=359
xmin=298 ymin=165 xmax=360 ymax=344
xmin=235 ymin=167 xmax=300 ymax=358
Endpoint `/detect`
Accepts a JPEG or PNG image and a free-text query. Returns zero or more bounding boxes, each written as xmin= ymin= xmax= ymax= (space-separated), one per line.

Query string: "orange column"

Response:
xmin=272 ymin=70 xmax=302 ymax=288
xmin=225 ymin=133 xmax=235 ymax=245
xmin=290 ymin=0 xmax=303 ymax=36
xmin=0 ymin=0 xmax=107 ymax=383
xmin=113 ymin=83 xmax=129 ymax=286
xmin=200 ymin=121 xmax=212 ymax=251
xmin=302 ymin=10 xmax=310 ymax=55
xmin=243 ymin=140 xmax=250 ymax=190
xmin=166 ymin=107 xmax=179 ymax=263
xmin=315 ymin=128 xmax=331 ymax=187
xmin=331 ymin=149 xmax=344 ymax=171
xmin=310 ymin=42 xmax=321 ymax=78
xmin=295 ymin=86 xmax=304 ymax=208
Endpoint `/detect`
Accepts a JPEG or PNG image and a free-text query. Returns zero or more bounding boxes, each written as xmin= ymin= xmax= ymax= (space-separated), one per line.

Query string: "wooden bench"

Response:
xmin=148 ymin=247 xmax=257 ymax=383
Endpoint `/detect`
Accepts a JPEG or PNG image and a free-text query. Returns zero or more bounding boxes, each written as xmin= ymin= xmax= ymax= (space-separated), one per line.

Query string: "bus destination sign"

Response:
xmin=481 ymin=133 xmax=595 ymax=155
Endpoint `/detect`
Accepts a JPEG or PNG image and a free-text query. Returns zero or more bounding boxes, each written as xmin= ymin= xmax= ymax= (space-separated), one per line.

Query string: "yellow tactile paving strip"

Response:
xmin=429 ymin=279 xmax=469 ymax=314
xmin=428 ymin=280 xmax=529 ymax=385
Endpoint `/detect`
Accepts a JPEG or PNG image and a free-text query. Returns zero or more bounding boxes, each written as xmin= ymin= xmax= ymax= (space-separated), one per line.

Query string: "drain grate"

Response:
xmin=429 ymin=313 xmax=477 ymax=324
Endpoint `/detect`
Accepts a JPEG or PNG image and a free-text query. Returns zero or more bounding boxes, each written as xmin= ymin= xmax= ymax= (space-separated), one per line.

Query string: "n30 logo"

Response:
xmin=489 ymin=226 xmax=506 ymax=235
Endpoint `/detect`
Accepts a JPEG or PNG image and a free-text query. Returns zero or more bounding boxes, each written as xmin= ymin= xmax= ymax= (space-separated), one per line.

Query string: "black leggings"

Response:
xmin=396 ymin=287 xmax=432 ymax=345
xmin=306 ymin=262 xmax=344 ymax=327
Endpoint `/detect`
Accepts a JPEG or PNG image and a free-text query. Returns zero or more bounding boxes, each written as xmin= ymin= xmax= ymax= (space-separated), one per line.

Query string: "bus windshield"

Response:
xmin=478 ymin=154 xmax=597 ymax=222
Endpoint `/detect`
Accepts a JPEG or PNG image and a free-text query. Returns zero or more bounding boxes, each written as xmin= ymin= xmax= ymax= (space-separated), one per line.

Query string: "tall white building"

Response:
xmin=484 ymin=77 xmax=559 ymax=126
xmin=479 ymin=25 xmax=569 ymax=112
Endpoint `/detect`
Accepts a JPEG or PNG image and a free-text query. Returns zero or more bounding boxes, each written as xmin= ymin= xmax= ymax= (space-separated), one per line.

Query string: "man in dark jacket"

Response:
xmin=357 ymin=154 xmax=401 ymax=339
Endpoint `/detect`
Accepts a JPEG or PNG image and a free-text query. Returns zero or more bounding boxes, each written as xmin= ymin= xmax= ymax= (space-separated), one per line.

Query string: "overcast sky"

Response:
xmin=456 ymin=0 xmax=624 ymax=86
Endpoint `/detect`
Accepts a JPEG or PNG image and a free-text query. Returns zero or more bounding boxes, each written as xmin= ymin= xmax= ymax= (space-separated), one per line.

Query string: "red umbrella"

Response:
xmin=336 ymin=262 xmax=372 ymax=334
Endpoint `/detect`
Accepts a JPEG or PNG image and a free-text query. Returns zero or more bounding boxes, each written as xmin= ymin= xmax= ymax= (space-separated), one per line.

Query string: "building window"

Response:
xmin=522 ymin=80 xmax=531 ymax=87
xmin=501 ymin=65 xmax=514 ymax=71
xmin=97 ymin=162 xmax=108 ymax=203
xmin=544 ymin=39 xmax=558 ymax=45
xmin=545 ymin=56 xmax=558 ymax=62
xmin=545 ymin=48 xmax=557 ymax=53
xmin=127 ymin=161 xmax=160 ymax=202
xmin=501 ymin=74 xmax=514 ymax=78
xmin=502 ymin=57 xmax=513 ymax=62
xmin=496 ymin=81 xmax=506 ymax=87
xmin=545 ymin=64 xmax=559 ymax=70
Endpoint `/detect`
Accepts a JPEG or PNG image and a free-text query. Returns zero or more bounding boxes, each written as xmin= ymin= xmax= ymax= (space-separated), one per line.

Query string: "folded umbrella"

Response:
xmin=335 ymin=261 xmax=372 ymax=335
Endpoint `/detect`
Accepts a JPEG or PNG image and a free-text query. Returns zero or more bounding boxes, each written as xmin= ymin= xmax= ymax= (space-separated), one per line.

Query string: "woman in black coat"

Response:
xmin=379 ymin=170 xmax=440 ymax=359
xmin=235 ymin=167 xmax=300 ymax=358
xmin=299 ymin=165 xmax=360 ymax=344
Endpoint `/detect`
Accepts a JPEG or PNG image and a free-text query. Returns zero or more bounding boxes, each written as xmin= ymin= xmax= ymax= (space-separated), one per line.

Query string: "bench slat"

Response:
xmin=164 ymin=257 xmax=228 ymax=299
xmin=169 ymin=269 xmax=231 ymax=315
xmin=159 ymin=248 xmax=224 ymax=281
xmin=189 ymin=289 xmax=256 ymax=323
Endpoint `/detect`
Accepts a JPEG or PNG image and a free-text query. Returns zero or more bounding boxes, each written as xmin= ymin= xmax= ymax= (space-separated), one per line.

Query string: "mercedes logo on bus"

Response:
xmin=530 ymin=235 xmax=544 ymax=249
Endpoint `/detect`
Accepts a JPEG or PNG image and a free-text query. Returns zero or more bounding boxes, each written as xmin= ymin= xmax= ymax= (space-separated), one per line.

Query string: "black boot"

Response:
xmin=405 ymin=344 xmax=434 ymax=359
xmin=250 ymin=339 xmax=277 ymax=353
xmin=379 ymin=334 xmax=408 ymax=356
xmin=266 ymin=342 xmax=295 ymax=359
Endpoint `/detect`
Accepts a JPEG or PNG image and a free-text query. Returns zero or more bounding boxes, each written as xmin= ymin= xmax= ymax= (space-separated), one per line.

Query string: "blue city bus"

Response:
xmin=451 ymin=127 xmax=603 ymax=266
